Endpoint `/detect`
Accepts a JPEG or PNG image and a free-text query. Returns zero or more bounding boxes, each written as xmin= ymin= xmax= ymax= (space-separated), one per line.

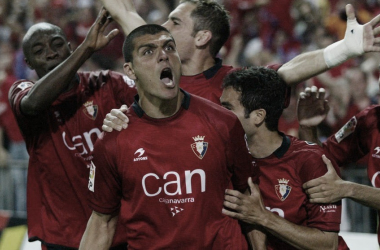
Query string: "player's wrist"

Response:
xmin=323 ymin=18 xmax=364 ymax=68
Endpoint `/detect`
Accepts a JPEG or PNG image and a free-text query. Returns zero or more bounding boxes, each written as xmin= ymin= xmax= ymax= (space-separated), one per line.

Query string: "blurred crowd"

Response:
xmin=0 ymin=0 xmax=380 ymax=183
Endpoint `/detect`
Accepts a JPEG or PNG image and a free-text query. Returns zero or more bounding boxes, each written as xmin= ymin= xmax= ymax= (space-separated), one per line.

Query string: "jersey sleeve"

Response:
xmin=8 ymin=80 xmax=45 ymax=136
xmin=88 ymin=132 xmax=123 ymax=214
xmin=226 ymin=119 xmax=257 ymax=192
xmin=323 ymin=108 xmax=373 ymax=166
xmin=298 ymin=150 xmax=342 ymax=232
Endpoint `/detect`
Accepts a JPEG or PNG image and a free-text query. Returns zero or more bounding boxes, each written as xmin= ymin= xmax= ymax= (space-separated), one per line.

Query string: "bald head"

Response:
xmin=22 ymin=22 xmax=67 ymax=61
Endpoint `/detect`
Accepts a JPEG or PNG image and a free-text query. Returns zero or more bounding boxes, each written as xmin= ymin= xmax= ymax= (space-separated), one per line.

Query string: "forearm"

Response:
xmin=344 ymin=181 xmax=380 ymax=210
xmin=278 ymin=50 xmax=327 ymax=86
xmin=79 ymin=211 xmax=118 ymax=250
xmin=258 ymin=211 xmax=338 ymax=250
xmin=21 ymin=44 xmax=94 ymax=115
xmin=100 ymin=0 xmax=146 ymax=35
xmin=298 ymin=125 xmax=321 ymax=145
xmin=246 ymin=228 xmax=267 ymax=250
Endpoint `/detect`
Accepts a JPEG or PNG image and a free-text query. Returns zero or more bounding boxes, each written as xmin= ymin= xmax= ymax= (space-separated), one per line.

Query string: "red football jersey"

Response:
xmin=89 ymin=91 xmax=256 ymax=249
xmin=9 ymin=70 xmax=136 ymax=248
xmin=180 ymin=59 xmax=282 ymax=105
xmin=254 ymin=135 xmax=344 ymax=250
xmin=323 ymin=105 xmax=380 ymax=244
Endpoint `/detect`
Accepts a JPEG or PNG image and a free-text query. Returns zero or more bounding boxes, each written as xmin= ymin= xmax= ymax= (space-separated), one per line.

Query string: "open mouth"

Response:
xmin=160 ymin=68 xmax=174 ymax=86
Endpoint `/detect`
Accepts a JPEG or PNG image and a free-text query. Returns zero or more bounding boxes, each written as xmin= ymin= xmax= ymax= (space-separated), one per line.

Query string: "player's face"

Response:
xmin=124 ymin=32 xmax=182 ymax=102
xmin=24 ymin=26 xmax=71 ymax=78
xmin=162 ymin=2 xmax=196 ymax=63
xmin=220 ymin=87 xmax=254 ymax=136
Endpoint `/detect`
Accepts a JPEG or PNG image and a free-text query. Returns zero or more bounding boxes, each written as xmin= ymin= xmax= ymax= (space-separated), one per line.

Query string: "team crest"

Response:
xmin=275 ymin=178 xmax=291 ymax=201
xmin=191 ymin=135 xmax=208 ymax=159
xmin=83 ymin=100 xmax=98 ymax=120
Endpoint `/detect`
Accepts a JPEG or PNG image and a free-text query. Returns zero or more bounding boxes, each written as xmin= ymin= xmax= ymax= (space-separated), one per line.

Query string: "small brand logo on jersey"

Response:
xmin=372 ymin=147 xmax=380 ymax=159
xmin=134 ymin=148 xmax=148 ymax=161
xmin=170 ymin=206 xmax=184 ymax=217
xmin=335 ymin=116 xmax=357 ymax=143
xmin=88 ymin=162 xmax=96 ymax=192
xmin=82 ymin=101 xmax=98 ymax=120
xmin=191 ymin=135 xmax=208 ymax=159
xmin=275 ymin=178 xmax=291 ymax=201
xmin=17 ymin=82 xmax=32 ymax=91
xmin=319 ymin=205 xmax=337 ymax=213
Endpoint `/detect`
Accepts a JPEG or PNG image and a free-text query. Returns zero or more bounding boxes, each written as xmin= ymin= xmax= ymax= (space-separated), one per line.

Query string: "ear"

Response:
xmin=252 ymin=109 xmax=266 ymax=126
xmin=194 ymin=30 xmax=212 ymax=47
xmin=123 ymin=62 xmax=136 ymax=80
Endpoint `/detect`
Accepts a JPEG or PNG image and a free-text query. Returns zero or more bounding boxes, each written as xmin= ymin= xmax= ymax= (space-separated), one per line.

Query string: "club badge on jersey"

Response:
xmin=83 ymin=100 xmax=98 ymax=120
xmin=191 ymin=135 xmax=208 ymax=160
xmin=275 ymin=178 xmax=292 ymax=201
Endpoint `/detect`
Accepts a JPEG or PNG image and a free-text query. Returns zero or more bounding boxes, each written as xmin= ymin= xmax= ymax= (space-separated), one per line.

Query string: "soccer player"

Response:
xmin=297 ymin=85 xmax=380 ymax=246
xmin=79 ymin=24 xmax=256 ymax=250
xmin=9 ymin=9 xmax=136 ymax=249
xmin=220 ymin=67 xmax=348 ymax=249
xmin=100 ymin=0 xmax=380 ymax=131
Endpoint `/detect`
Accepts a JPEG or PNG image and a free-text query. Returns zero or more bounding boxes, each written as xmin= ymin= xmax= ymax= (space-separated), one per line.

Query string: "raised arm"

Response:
xmin=99 ymin=0 xmax=146 ymax=35
xmin=223 ymin=178 xmax=338 ymax=250
xmin=278 ymin=4 xmax=380 ymax=86
xmin=297 ymin=86 xmax=329 ymax=144
xmin=303 ymin=155 xmax=380 ymax=210
xmin=79 ymin=211 xmax=118 ymax=250
xmin=21 ymin=8 xmax=119 ymax=116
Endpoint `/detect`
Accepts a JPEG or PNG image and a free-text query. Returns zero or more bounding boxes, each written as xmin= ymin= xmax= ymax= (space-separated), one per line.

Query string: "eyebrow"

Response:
xmin=137 ymin=38 xmax=175 ymax=52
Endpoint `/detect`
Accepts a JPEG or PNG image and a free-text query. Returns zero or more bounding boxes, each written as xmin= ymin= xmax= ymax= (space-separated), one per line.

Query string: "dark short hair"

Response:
xmin=180 ymin=0 xmax=230 ymax=57
xmin=122 ymin=24 xmax=172 ymax=63
xmin=222 ymin=67 xmax=287 ymax=131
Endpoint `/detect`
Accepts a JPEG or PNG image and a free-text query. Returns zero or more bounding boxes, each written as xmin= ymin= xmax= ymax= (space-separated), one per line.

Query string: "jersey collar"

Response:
xmin=203 ymin=58 xmax=223 ymax=80
xmin=132 ymin=89 xmax=191 ymax=118
xmin=273 ymin=133 xmax=291 ymax=158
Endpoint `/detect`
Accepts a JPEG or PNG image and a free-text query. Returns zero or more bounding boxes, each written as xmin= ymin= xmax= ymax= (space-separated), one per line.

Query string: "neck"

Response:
xmin=139 ymin=91 xmax=184 ymax=119
xmin=181 ymin=52 xmax=216 ymax=76
xmin=247 ymin=129 xmax=283 ymax=158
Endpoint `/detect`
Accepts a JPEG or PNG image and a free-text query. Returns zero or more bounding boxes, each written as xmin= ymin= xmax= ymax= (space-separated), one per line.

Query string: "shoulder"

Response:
xmin=190 ymin=94 xmax=237 ymax=120
xmin=79 ymin=70 xmax=136 ymax=88
xmin=9 ymin=80 xmax=34 ymax=101
xmin=288 ymin=135 xmax=324 ymax=159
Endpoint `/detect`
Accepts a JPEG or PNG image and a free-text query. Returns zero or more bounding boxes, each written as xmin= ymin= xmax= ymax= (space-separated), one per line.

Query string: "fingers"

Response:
xmin=370 ymin=13 xmax=380 ymax=28
xmin=345 ymin=4 xmax=355 ymax=20
xmin=302 ymin=177 xmax=322 ymax=190
xmin=322 ymin=155 xmax=335 ymax=173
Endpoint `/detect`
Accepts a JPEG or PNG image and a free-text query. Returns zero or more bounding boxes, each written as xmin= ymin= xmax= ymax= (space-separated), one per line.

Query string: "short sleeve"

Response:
xmin=87 ymin=132 xmax=123 ymax=214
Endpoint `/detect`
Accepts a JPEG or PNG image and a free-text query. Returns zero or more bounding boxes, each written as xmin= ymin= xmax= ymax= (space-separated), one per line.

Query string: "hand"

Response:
xmin=344 ymin=4 xmax=380 ymax=55
xmin=222 ymin=177 xmax=268 ymax=225
xmin=303 ymin=155 xmax=346 ymax=203
xmin=82 ymin=8 xmax=119 ymax=52
xmin=102 ymin=104 xmax=130 ymax=132
xmin=297 ymin=86 xmax=329 ymax=127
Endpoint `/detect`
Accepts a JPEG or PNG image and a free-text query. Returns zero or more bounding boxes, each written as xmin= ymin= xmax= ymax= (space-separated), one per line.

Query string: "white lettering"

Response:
xmin=83 ymin=128 xmax=102 ymax=151
xmin=185 ymin=169 xmax=206 ymax=194
xmin=266 ymin=206 xmax=285 ymax=218
xmin=142 ymin=173 xmax=161 ymax=196
xmin=164 ymin=171 xmax=181 ymax=196
xmin=62 ymin=128 xmax=101 ymax=155
xmin=371 ymin=171 xmax=380 ymax=188
xmin=142 ymin=169 xmax=206 ymax=197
